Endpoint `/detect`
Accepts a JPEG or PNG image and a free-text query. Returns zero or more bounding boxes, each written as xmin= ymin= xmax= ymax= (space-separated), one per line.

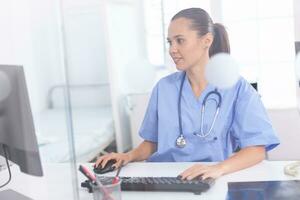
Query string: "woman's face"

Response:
xmin=167 ymin=17 xmax=212 ymax=71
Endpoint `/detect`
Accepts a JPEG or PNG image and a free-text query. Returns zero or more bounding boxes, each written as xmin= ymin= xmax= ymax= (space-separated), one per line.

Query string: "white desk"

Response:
xmin=1 ymin=161 xmax=299 ymax=200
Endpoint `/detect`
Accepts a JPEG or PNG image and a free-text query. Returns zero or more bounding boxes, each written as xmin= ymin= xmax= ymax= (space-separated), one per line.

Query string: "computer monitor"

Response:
xmin=0 ymin=65 xmax=43 ymax=199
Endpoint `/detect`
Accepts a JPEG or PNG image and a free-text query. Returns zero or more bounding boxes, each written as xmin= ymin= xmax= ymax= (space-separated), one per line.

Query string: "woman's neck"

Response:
xmin=186 ymin=59 xmax=209 ymax=98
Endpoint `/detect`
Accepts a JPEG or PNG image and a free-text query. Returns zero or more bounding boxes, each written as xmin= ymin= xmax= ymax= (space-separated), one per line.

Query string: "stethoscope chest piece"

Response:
xmin=176 ymin=134 xmax=186 ymax=148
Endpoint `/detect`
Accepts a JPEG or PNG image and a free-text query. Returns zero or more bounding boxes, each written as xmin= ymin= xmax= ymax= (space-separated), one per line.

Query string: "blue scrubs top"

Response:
xmin=139 ymin=71 xmax=280 ymax=162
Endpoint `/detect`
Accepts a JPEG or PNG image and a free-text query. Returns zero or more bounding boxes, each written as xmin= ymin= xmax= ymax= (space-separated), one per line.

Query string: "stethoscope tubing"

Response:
xmin=177 ymin=72 xmax=222 ymax=147
xmin=177 ymin=71 xmax=186 ymax=138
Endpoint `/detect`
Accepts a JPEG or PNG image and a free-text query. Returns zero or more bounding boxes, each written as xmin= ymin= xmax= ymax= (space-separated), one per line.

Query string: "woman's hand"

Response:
xmin=179 ymin=146 xmax=265 ymax=180
xmin=94 ymin=152 xmax=133 ymax=169
xmin=94 ymin=141 xmax=156 ymax=170
xmin=179 ymin=163 xmax=226 ymax=180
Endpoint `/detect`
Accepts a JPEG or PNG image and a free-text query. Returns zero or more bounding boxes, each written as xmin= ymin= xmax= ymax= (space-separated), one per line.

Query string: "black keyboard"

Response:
xmin=99 ymin=176 xmax=215 ymax=195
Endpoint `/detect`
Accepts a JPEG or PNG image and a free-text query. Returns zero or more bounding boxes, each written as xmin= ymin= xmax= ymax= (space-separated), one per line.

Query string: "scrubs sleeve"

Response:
xmin=231 ymin=80 xmax=280 ymax=151
xmin=138 ymin=83 xmax=159 ymax=143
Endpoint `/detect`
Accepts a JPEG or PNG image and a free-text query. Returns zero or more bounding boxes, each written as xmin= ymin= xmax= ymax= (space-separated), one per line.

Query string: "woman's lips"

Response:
xmin=173 ymin=57 xmax=182 ymax=64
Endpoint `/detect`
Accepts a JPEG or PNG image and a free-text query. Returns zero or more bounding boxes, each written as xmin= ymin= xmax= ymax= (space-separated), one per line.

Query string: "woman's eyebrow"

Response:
xmin=167 ymin=35 xmax=185 ymax=41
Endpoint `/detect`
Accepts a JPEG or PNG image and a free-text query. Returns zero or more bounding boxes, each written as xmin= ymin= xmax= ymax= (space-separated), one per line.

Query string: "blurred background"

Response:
xmin=0 ymin=0 xmax=300 ymax=198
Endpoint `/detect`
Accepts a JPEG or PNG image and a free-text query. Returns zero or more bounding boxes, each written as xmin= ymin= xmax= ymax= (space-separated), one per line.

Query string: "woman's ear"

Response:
xmin=203 ymin=33 xmax=214 ymax=49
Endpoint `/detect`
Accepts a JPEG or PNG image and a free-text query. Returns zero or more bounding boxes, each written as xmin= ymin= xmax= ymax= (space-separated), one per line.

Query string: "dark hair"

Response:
xmin=171 ymin=8 xmax=230 ymax=57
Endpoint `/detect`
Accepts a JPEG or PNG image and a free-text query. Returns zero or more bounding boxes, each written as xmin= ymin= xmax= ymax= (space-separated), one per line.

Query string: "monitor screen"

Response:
xmin=0 ymin=65 xmax=43 ymax=176
xmin=227 ymin=180 xmax=300 ymax=200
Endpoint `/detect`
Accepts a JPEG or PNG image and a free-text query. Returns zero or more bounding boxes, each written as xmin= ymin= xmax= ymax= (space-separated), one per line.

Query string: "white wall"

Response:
xmin=29 ymin=0 xmax=65 ymax=112
xmin=210 ymin=0 xmax=223 ymax=23
xmin=295 ymin=0 xmax=300 ymax=41
xmin=60 ymin=0 xmax=111 ymax=107
xmin=1 ymin=0 xmax=44 ymax=114
xmin=0 ymin=0 xmax=65 ymax=114
xmin=0 ymin=0 xmax=14 ymax=63
xmin=62 ymin=1 xmax=109 ymax=85
xmin=0 ymin=0 xmax=111 ymax=114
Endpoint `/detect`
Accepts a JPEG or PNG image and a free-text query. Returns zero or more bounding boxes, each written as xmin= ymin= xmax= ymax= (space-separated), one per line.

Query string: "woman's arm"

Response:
xmin=217 ymin=145 xmax=265 ymax=175
xmin=127 ymin=140 xmax=157 ymax=162
xmin=179 ymin=145 xmax=265 ymax=180
xmin=95 ymin=140 xmax=157 ymax=169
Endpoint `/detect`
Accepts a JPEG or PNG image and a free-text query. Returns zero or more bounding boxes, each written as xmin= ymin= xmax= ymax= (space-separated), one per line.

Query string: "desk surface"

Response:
xmin=1 ymin=161 xmax=299 ymax=200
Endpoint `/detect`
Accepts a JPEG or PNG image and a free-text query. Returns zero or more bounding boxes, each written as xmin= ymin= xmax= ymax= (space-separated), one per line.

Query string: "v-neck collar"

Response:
xmin=182 ymin=72 xmax=214 ymax=106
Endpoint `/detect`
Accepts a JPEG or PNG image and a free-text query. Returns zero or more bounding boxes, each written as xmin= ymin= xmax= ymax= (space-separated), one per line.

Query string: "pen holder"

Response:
xmin=92 ymin=180 xmax=122 ymax=200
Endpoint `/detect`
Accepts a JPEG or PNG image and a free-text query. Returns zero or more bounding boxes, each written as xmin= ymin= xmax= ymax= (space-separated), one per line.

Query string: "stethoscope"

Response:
xmin=176 ymin=72 xmax=222 ymax=148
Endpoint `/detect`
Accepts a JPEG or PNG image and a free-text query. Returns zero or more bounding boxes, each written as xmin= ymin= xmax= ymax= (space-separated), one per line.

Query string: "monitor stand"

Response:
xmin=0 ymin=189 xmax=33 ymax=200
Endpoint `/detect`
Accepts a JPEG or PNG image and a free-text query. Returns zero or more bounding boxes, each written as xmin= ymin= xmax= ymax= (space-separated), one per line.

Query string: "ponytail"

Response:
xmin=209 ymin=23 xmax=230 ymax=57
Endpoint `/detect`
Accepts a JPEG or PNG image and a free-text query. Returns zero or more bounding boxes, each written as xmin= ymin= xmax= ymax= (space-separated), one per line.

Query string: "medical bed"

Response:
xmin=35 ymin=84 xmax=115 ymax=163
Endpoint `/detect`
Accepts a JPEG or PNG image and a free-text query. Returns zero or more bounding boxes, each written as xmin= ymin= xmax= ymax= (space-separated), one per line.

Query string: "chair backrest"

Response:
xmin=250 ymin=82 xmax=258 ymax=91
xmin=267 ymin=108 xmax=300 ymax=160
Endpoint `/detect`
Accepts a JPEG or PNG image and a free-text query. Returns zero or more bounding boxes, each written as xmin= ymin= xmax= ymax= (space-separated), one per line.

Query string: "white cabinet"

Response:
xmin=126 ymin=93 xmax=150 ymax=148
xmin=267 ymin=108 xmax=300 ymax=160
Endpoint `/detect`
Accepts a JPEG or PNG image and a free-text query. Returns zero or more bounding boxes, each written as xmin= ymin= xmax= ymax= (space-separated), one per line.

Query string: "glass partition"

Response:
xmin=20 ymin=0 xmax=298 ymax=198
xmin=0 ymin=0 xmax=79 ymax=199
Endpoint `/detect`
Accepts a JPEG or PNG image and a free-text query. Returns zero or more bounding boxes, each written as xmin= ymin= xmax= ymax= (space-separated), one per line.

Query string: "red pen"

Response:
xmin=112 ymin=161 xmax=124 ymax=184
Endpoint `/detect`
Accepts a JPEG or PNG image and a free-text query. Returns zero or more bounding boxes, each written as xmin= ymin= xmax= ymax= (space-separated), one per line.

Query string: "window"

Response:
xmin=223 ymin=0 xmax=296 ymax=108
xmin=144 ymin=0 xmax=210 ymax=67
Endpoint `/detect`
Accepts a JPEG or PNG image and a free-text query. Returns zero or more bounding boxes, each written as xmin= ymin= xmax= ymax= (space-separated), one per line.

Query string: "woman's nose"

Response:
xmin=169 ymin=44 xmax=178 ymax=55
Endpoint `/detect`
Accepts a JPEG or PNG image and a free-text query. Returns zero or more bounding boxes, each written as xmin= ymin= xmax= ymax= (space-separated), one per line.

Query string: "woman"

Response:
xmin=95 ymin=8 xmax=279 ymax=180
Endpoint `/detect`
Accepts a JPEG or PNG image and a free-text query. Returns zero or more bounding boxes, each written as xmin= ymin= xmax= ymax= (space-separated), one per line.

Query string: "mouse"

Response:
xmin=93 ymin=159 xmax=117 ymax=174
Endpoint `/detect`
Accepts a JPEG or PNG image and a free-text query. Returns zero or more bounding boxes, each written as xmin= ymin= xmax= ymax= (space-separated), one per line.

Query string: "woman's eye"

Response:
xmin=167 ymin=40 xmax=172 ymax=47
xmin=177 ymin=38 xmax=184 ymax=44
